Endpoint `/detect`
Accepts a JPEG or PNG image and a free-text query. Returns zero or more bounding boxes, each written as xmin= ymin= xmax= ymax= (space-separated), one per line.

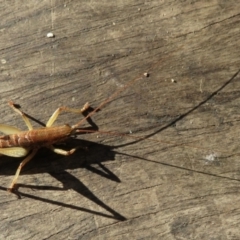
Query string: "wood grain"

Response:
xmin=0 ymin=0 xmax=240 ymax=239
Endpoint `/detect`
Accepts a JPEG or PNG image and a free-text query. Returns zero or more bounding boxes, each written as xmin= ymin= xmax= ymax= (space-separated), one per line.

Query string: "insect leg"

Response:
xmin=0 ymin=123 xmax=21 ymax=135
xmin=8 ymin=149 xmax=38 ymax=192
xmin=46 ymin=102 xmax=90 ymax=127
xmin=8 ymin=101 xmax=33 ymax=130
xmin=0 ymin=147 xmax=29 ymax=157
xmin=48 ymin=145 xmax=78 ymax=155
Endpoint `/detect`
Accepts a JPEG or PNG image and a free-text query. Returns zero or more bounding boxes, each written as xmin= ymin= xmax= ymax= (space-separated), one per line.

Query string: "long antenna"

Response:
xmin=72 ymin=74 xmax=144 ymax=129
xmin=72 ymin=51 xmax=172 ymax=128
xmin=72 ymin=47 xmax=181 ymax=129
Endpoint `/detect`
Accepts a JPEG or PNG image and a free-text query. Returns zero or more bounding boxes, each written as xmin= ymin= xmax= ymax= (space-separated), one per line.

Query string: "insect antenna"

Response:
xmin=72 ymin=73 xmax=145 ymax=129
xmin=72 ymin=46 xmax=183 ymax=130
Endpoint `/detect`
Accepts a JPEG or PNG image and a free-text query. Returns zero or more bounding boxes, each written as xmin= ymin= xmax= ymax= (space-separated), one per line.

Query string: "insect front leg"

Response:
xmin=8 ymin=101 xmax=33 ymax=130
xmin=8 ymin=149 xmax=38 ymax=192
xmin=46 ymin=102 xmax=90 ymax=127
xmin=48 ymin=145 xmax=79 ymax=155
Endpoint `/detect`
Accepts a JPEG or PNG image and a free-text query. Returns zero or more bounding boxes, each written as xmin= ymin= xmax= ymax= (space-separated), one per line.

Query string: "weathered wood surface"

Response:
xmin=0 ymin=1 xmax=240 ymax=239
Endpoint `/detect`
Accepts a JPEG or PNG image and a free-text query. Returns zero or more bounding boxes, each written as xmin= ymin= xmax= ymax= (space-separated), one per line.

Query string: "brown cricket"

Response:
xmin=0 ymin=101 xmax=94 ymax=192
xmin=0 ymin=72 xmax=143 ymax=192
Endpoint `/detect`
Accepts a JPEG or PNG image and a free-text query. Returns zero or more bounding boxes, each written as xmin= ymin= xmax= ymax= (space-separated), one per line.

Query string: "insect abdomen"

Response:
xmin=0 ymin=125 xmax=72 ymax=148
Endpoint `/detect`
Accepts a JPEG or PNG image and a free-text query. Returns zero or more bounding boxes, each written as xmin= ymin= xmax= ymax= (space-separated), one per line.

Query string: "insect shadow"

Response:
xmin=0 ymin=137 xmax=127 ymax=221
xmin=0 ymin=105 xmax=126 ymax=221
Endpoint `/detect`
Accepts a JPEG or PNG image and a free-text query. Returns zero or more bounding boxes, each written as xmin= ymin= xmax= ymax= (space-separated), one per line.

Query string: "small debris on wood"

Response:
xmin=1 ymin=59 xmax=6 ymax=64
xmin=47 ymin=32 xmax=55 ymax=38
xmin=171 ymin=78 xmax=176 ymax=83
xmin=144 ymin=72 xmax=149 ymax=77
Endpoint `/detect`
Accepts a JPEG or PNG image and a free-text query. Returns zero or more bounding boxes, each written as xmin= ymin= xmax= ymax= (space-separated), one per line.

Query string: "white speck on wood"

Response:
xmin=205 ymin=153 xmax=218 ymax=163
xmin=47 ymin=32 xmax=55 ymax=38
xmin=144 ymin=72 xmax=149 ymax=77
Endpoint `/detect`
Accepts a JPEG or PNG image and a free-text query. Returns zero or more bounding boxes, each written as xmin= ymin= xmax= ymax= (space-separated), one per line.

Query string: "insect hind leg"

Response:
xmin=8 ymin=149 xmax=38 ymax=192
xmin=46 ymin=102 xmax=90 ymax=127
xmin=8 ymin=101 xmax=33 ymax=130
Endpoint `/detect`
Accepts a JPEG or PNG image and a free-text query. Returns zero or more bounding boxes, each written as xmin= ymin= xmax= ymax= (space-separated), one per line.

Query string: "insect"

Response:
xmin=0 ymin=101 xmax=93 ymax=192
xmin=0 ymin=66 xmax=147 ymax=192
